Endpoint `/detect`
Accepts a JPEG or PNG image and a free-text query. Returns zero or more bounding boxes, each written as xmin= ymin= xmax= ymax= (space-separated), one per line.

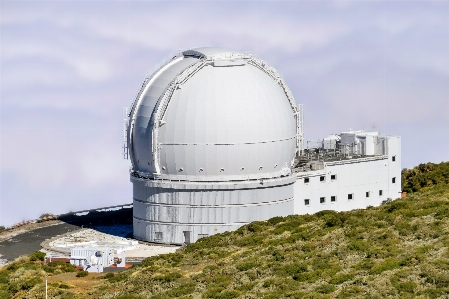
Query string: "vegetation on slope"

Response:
xmin=2 ymin=162 xmax=449 ymax=299
xmin=402 ymin=161 xmax=449 ymax=193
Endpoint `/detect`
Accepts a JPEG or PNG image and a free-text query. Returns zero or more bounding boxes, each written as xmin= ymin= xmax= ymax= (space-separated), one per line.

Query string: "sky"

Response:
xmin=0 ymin=1 xmax=448 ymax=227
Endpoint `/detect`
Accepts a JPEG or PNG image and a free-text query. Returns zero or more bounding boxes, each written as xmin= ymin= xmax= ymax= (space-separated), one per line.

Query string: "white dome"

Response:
xmin=128 ymin=47 xmax=299 ymax=181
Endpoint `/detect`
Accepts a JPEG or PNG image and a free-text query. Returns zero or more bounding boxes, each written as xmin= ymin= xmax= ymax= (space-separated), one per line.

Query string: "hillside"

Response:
xmin=2 ymin=163 xmax=449 ymax=299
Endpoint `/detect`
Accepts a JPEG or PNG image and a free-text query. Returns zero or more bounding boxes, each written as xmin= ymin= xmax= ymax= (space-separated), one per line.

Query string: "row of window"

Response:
xmin=305 ymin=176 xmax=397 ymax=184
xmin=304 ymin=174 xmax=337 ymax=183
xmin=304 ymin=190 xmax=386 ymax=205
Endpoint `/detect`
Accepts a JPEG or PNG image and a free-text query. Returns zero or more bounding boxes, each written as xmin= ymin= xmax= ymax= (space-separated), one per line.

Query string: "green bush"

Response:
xmin=29 ymin=251 xmax=46 ymax=261
xmin=116 ymin=295 xmax=142 ymax=299
xmin=203 ymin=288 xmax=239 ymax=299
xmin=282 ymin=263 xmax=307 ymax=276
xmin=0 ymin=287 xmax=10 ymax=299
xmin=330 ymin=273 xmax=355 ymax=284
xmin=76 ymin=270 xmax=89 ymax=277
xmin=154 ymin=272 xmax=182 ymax=283
xmin=9 ymin=277 xmax=43 ymax=292
xmin=267 ymin=216 xmax=284 ymax=226
xmin=0 ymin=271 xmax=9 ymax=284
xmin=59 ymin=283 xmax=70 ymax=289
xmin=106 ymin=272 xmax=129 ymax=283
xmin=394 ymin=281 xmax=417 ymax=293
xmin=166 ymin=282 xmax=196 ymax=297
xmin=315 ymin=284 xmax=336 ymax=294
xmin=22 ymin=277 xmax=42 ymax=290
xmin=402 ymin=162 xmax=449 ymax=193
xmin=347 ymin=240 xmax=370 ymax=252
xmin=43 ymin=261 xmax=76 ymax=273
xmin=370 ymin=258 xmax=401 ymax=274
xmin=236 ymin=260 xmax=257 ymax=271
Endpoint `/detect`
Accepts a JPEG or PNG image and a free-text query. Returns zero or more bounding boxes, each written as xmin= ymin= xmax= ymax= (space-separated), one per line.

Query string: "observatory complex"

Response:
xmin=123 ymin=47 xmax=401 ymax=245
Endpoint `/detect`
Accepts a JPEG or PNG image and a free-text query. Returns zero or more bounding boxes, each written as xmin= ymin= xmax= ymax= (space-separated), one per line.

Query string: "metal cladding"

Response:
xmin=127 ymin=47 xmax=300 ymax=244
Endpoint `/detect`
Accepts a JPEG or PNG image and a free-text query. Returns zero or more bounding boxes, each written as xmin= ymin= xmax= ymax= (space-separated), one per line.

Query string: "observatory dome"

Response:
xmin=128 ymin=47 xmax=299 ymax=181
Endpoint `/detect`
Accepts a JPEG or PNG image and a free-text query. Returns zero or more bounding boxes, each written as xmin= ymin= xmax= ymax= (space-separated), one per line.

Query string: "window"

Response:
xmin=154 ymin=232 xmax=163 ymax=240
xmin=366 ymin=191 xmax=370 ymax=198
xmin=392 ymin=155 xmax=396 ymax=162
xmin=320 ymin=197 xmax=326 ymax=203
xmin=348 ymin=193 xmax=353 ymax=200
xmin=304 ymin=178 xmax=310 ymax=183
xmin=331 ymin=174 xmax=337 ymax=180
xmin=379 ymin=190 xmax=383 ymax=196
xmin=304 ymin=199 xmax=310 ymax=205
xmin=392 ymin=177 xmax=396 ymax=183
xmin=331 ymin=196 xmax=336 ymax=202
xmin=320 ymin=176 xmax=325 ymax=182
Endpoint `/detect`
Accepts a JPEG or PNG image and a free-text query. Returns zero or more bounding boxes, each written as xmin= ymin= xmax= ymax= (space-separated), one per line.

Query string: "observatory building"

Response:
xmin=123 ymin=47 xmax=401 ymax=245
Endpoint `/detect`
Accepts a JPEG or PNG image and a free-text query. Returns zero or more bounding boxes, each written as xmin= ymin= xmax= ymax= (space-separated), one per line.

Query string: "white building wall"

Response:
xmin=385 ymin=135 xmax=402 ymax=199
xmin=293 ymin=135 xmax=401 ymax=215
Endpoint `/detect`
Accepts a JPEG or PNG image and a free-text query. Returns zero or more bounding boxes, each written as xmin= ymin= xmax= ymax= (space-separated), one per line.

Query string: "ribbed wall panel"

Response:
xmin=132 ymin=178 xmax=294 ymax=244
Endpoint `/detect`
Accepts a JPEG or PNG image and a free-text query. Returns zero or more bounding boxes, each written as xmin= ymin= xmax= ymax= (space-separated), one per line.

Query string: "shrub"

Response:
xmin=210 ymin=275 xmax=232 ymax=288
xmin=59 ymin=283 xmax=70 ymax=289
xmin=21 ymin=277 xmax=42 ymax=290
xmin=236 ymin=260 xmax=257 ymax=271
xmin=279 ymin=263 xmax=307 ymax=277
xmin=29 ymin=251 xmax=46 ymax=261
xmin=370 ymin=258 xmax=400 ymax=274
xmin=0 ymin=271 xmax=9 ymax=284
xmin=315 ymin=284 xmax=336 ymax=294
xmin=116 ymin=295 xmax=142 ymax=299
xmin=154 ymin=272 xmax=182 ymax=283
xmin=330 ymin=273 xmax=355 ymax=284
xmin=336 ymin=286 xmax=363 ymax=298
xmin=247 ymin=221 xmax=267 ymax=233
xmin=203 ymin=289 xmax=239 ymax=299
xmin=166 ymin=282 xmax=196 ymax=297
xmin=107 ymin=272 xmax=129 ymax=283
xmin=267 ymin=216 xmax=284 ymax=226
xmin=43 ymin=261 xmax=76 ymax=273
xmin=76 ymin=270 xmax=89 ymax=277
xmin=394 ymin=281 xmax=417 ymax=293
xmin=347 ymin=240 xmax=370 ymax=252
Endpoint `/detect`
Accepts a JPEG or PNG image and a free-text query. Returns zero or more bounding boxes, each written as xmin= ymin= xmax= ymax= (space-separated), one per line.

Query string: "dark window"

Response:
xmin=366 ymin=191 xmax=370 ymax=198
xmin=331 ymin=196 xmax=336 ymax=202
xmin=154 ymin=232 xmax=163 ymax=240
xmin=379 ymin=190 xmax=383 ymax=196
xmin=392 ymin=156 xmax=396 ymax=162
xmin=320 ymin=176 xmax=325 ymax=182
xmin=304 ymin=199 xmax=310 ymax=205
xmin=392 ymin=177 xmax=396 ymax=183
xmin=304 ymin=178 xmax=309 ymax=183
xmin=331 ymin=174 xmax=336 ymax=180
xmin=348 ymin=193 xmax=353 ymax=200
xmin=320 ymin=197 xmax=325 ymax=203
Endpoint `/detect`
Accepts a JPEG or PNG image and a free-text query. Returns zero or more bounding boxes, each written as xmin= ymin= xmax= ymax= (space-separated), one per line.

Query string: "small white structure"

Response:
xmin=123 ymin=47 xmax=401 ymax=245
xmin=70 ymin=247 xmax=126 ymax=272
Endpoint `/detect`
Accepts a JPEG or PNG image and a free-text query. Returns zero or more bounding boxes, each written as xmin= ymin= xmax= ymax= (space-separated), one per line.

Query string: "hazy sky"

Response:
xmin=1 ymin=1 xmax=448 ymax=226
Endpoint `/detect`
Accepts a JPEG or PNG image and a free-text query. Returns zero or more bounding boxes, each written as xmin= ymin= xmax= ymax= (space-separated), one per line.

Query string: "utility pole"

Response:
xmin=45 ymin=273 xmax=48 ymax=299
